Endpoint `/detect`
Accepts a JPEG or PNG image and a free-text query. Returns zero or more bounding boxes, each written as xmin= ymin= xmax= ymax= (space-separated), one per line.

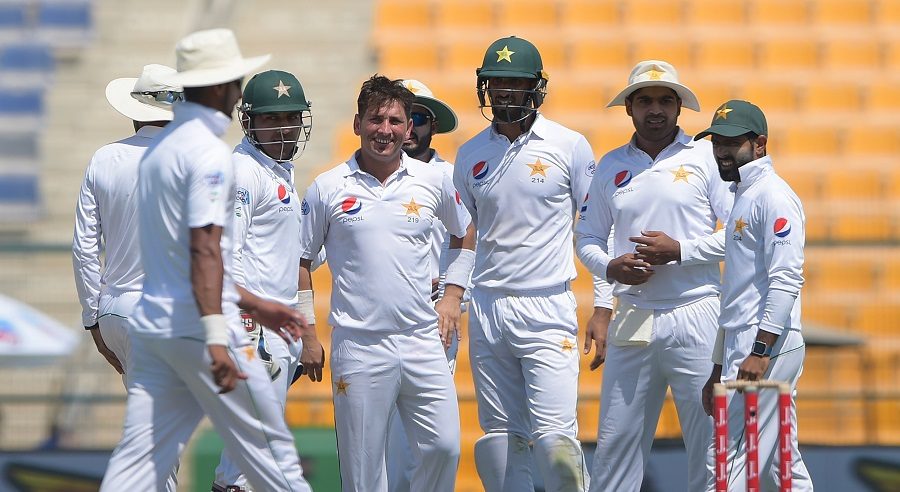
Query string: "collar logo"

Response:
xmin=614 ymin=170 xmax=632 ymax=188
xmin=774 ymin=217 xmax=791 ymax=238
xmin=341 ymin=196 xmax=362 ymax=215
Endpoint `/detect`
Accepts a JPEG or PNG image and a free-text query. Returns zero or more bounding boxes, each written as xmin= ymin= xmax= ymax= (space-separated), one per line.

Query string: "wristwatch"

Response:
xmin=751 ymin=340 xmax=773 ymax=358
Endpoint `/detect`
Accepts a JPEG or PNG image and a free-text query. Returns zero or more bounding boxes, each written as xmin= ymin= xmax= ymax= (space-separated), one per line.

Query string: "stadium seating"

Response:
xmin=36 ymin=0 xmax=93 ymax=49
xmin=0 ymin=42 xmax=56 ymax=89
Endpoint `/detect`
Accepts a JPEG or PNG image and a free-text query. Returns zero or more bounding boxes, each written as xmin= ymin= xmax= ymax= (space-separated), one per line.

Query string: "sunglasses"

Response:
xmin=131 ymin=90 xmax=185 ymax=109
xmin=411 ymin=111 xmax=433 ymax=127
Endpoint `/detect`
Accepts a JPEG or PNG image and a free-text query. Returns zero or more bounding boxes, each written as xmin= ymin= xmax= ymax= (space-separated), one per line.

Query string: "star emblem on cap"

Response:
xmin=527 ymin=159 xmax=549 ymax=177
xmin=647 ymin=69 xmax=664 ymax=80
xmin=733 ymin=216 xmax=748 ymax=236
xmin=561 ymin=338 xmax=575 ymax=352
xmin=335 ymin=376 xmax=350 ymax=395
xmin=273 ymin=80 xmax=292 ymax=98
xmin=403 ymin=198 xmax=422 ymax=216
xmin=496 ymin=45 xmax=515 ymax=63
xmin=670 ymin=165 xmax=693 ymax=183
xmin=405 ymin=82 xmax=420 ymax=94
xmin=715 ymin=105 xmax=733 ymax=120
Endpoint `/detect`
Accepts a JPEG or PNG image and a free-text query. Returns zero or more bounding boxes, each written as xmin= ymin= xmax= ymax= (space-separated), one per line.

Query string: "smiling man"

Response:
xmin=575 ymin=60 xmax=733 ymax=492
xmin=298 ymin=75 xmax=474 ymax=492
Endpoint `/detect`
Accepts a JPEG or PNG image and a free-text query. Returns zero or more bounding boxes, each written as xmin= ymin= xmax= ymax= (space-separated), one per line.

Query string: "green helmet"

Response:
xmin=476 ymin=36 xmax=548 ymax=123
xmin=240 ymin=70 xmax=312 ymax=161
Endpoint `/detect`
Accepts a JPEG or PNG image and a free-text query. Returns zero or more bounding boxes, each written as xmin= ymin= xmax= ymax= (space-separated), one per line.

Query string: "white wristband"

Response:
xmin=296 ymin=290 xmax=315 ymax=325
xmin=711 ymin=327 xmax=725 ymax=365
xmin=201 ymin=314 xmax=229 ymax=346
xmin=444 ymin=248 xmax=475 ymax=291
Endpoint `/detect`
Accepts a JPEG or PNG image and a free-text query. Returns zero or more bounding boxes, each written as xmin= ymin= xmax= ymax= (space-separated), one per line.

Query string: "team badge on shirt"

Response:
xmin=277 ymin=184 xmax=290 ymax=204
xmin=670 ymin=165 xmax=693 ymax=183
xmin=403 ymin=198 xmax=422 ymax=217
xmin=732 ymin=216 xmax=748 ymax=240
xmin=236 ymin=187 xmax=250 ymax=204
xmin=341 ymin=196 xmax=362 ymax=215
xmin=527 ymin=159 xmax=549 ymax=177
xmin=774 ymin=217 xmax=791 ymax=237
xmin=561 ymin=338 xmax=575 ymax=352
xmin=301 ymin=198 xmax=310 ymax=215
xmin=614 ymin=170 xmax=632 ymax=188
xmin=585 ymin=160 xmax=596 ymax=177
xmin=335 ymin=376 xmax=350 ymax=395
xmin=473 ymin=161 xmax=490 ymax=180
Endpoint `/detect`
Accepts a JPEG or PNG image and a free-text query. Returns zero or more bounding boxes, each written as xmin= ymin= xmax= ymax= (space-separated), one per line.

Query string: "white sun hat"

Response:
xmin=105 ymin=64 xmax=181 ymax=122
xmin=161 ymin=28 xmax=270 ymax=88
xmin=607 ymin=60 xmax=700 ymax=112
xmin=401 ymin=79 xmax=458 ymax=134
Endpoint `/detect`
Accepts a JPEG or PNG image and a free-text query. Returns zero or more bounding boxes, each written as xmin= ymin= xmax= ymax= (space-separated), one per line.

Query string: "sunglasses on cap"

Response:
xmin=411 ymin=111 xmax=433 ymax=127
xmin=131 ymin=90 xmax=185 ymax=109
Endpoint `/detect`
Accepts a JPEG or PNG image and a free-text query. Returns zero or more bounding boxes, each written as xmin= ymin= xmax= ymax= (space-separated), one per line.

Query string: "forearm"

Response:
xmin=190 ymin=245 xmax=224 ymax=316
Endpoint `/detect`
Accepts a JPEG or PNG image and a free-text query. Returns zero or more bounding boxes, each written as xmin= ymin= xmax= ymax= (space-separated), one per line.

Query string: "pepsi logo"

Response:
xmin=277 ymin=184 xmax=290 ymax=204
xmin=473 ymin=161 xmax=489 ymax=180
xmin=773 ymin=217 xmax=791 ymax=238
xmin=614 ymin=170 xmax=632 ymax=188
xmin=342 ymin=197 xmax=362 ymax=215
xmin=580 ymin=193 xmax=589 ymax=213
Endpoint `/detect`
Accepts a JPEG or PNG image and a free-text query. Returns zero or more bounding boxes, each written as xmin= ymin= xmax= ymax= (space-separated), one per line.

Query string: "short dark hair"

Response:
xmin=357 ymin=74 xmax=414 ymax=119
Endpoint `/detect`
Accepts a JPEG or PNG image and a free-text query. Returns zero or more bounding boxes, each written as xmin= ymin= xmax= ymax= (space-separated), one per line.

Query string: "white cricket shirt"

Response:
xmin=232 ymin=138 xmax=303 ymax=305
xmin=130 ymin=101 xmax=241 ymax=340
xmin=72 ymin=125 xmax=162 ymax=327
xmin=298 ymin=152 xmax=471 ymax=332
xmin=720 ymin=156 xmax=804 ymax=333
xmin=427 ymin=150 xmax=453 ymax=279
xmin=576 ymin=129 xmax=733 ymax=310
xmin=453 ymin=114 xmax=595 ymax=291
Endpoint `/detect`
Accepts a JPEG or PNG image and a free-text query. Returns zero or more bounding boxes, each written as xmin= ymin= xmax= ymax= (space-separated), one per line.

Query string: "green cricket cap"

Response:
xmin=694 ymin=100 xmax=767 ymax=140
xmin=241 ymin=70 xmax=310 ymax=114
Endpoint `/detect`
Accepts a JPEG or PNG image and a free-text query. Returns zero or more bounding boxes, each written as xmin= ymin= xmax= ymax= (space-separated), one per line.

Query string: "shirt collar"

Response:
xmin=489 ymin=112 xmax=548 ymax=143
xmin=344 ymin=151 xmax=416 ymax=178
xmin=626 ymin=127 xmax=694 ymax=158
xmin=238 ymin=137 xmax=294 ymax=173
xmin=172 ymin=101 xmax=231 ymax=137
xmin=736 ymin=155 xmax=773 ymax=189
xmin=135 ymin=125 xmax=165 ymax=138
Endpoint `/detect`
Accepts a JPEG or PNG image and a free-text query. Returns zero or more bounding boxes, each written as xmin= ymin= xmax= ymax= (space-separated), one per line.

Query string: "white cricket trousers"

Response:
xmin=99 ymin=334 xmax=311 ymax=492
xmin=590 ymin=295 xmax=718 ymax=492
xmin=331 ymin=325 xmax=460 ymax=492
xmin=710 ymin=327 xmax=813 ymax=492
xmin=97 ymin=291 xmax=142 ymax=377
xmin=469 ymin=284 xmax=588 ymax=492
xmin=214 ymin=329 xmax=302 ymax=489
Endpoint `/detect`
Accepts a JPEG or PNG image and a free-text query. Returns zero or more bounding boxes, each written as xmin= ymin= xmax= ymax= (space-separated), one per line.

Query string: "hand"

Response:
xmin=88 ymin=325 xmax=123 ymax=375
xmin=631 ymin=230 xmax=680 ymax=265
xmin=435 ymin=288 xmax=464 ymax=350
xmin=583 ymin=307 xmax=611 ymax=370
xmin=702 ymin=364 xmax=723 ymax=416
xmin=606 ymin=253 xmax=654 ymax=285
xmin=248 ymin=299 xmax=306 ymax=343
xmin=737 ymin=354 xmax=770 ymax=382
xmin=208 ymin=344 xmax=247 ymax=394
xmin=299 ymin=331 xmax=325 ymax=382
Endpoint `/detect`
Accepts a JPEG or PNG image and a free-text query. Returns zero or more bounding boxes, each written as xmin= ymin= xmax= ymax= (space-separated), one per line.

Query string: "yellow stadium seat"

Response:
xmin=373 ymin=0 xmax=431 ymax=28
xmin=334 ymin=131 xmax=360 ymax=161
xmin=796 ymin=398 xmax=866 ymax=445
xmin=739 ymin=80 xmax=799 ymax=112
xmin=685 ymin=0 xmax=748 ymax=27
xmin=876 ymin=0 xmax=900 ymax=25
xmin=433 ymin=0 xmax=493 ymax=30
xmin=812 ymin=0 xmax=874 ymax=26
xmin=883 ymin=37 xmax=900 ymax=73
xmin=830 ymin=207 xmax=892 ymax=242
xmin=630 ymin=36 xmax=692 ymax=69
xmin=805 ymin=253 xmax=877 ymax=294
xmin=377 ymin=42 xmax=439 ymax=73
xmin=801 ymin=294 xmax=855 ymax=330
xmin=802 ymin=205 xmax=829 ymax=243
xmin=546 ymin=78 xmax=606 ymax=112
xmin=694 ymin=37 xmax=755 ymax=70
xmin=590 ymin=124 xmax=636 ymax=157
xmin=622 ymin=0 xmax=684 ymax=25
xmin=496 ymin=0 xmax=559 ymax=29
xmin=874 ymin=399 xmax=900 ymax=444
xmin=656 ymin=399 xmax=681 ymax=439
xmin=688 ymin=79 xmax=735 ymax=112
xmin=865 ymin=78 xmax=900 ymax=112
xmin=803 ymin=79 xmax=863 ymax=113
xmin=821 ymin=168 xmax=884 ymax=200
xmin=854 ymin=301 xmax=900 ymax=337
xmin=778 ymin=168 xmax=819 ymax=203
xmin=821 ymin=36 xmax=881 ymax=71
xmin=530 ymin=36 xmax=567 ymax=71
xmin=559 ymin=0 xmax=621 ymax=29
xmin=748 ymin=0 xmax=810 ymax=25
xmin=781 ymin=126 xmax=840 ymax=156
xmin=842 ymin=123 xmax=900 ymax=157
xmin=880 ymin=253 xmax=900 ymax=293
xmin=568 ymin=36 xmax=630 ymax=71
xmin=757 ymin=36 xmax=819 ymax=70
xmin=442 ymin=39 xmax=489 ymax=72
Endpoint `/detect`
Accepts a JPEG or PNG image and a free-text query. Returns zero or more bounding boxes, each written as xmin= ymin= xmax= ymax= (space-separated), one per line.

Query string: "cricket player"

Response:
xmin=298 ymin=75 xmax=473 ymax=492
xmin=575 ymin=60 xmax=733 ymax=492
xmin=100 ymin=29 xmax=312 ymax=492
xmin=73 ymin=64 xmax=181 ymax=377
xmin=452 ymin=36 xmax=595 ymax=492
xmin=385 ymin=78 xmax=462 ymax=492
xmin=212 ymin=69 xmax=326 ymax=492
xmin=696 ymin=100 xmax=813 ymax=491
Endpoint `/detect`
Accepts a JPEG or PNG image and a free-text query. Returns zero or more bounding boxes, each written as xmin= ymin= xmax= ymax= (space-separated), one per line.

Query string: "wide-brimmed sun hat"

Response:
xmin=161 ymin=28 xmax=270 ymax=88
xmin=402 ymin=79 xmax=458 ymax=133
xmin=607 ymin=60 xmax=700 ymax=111
xmin=105 ymin=64 xmax=181 ymax=122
